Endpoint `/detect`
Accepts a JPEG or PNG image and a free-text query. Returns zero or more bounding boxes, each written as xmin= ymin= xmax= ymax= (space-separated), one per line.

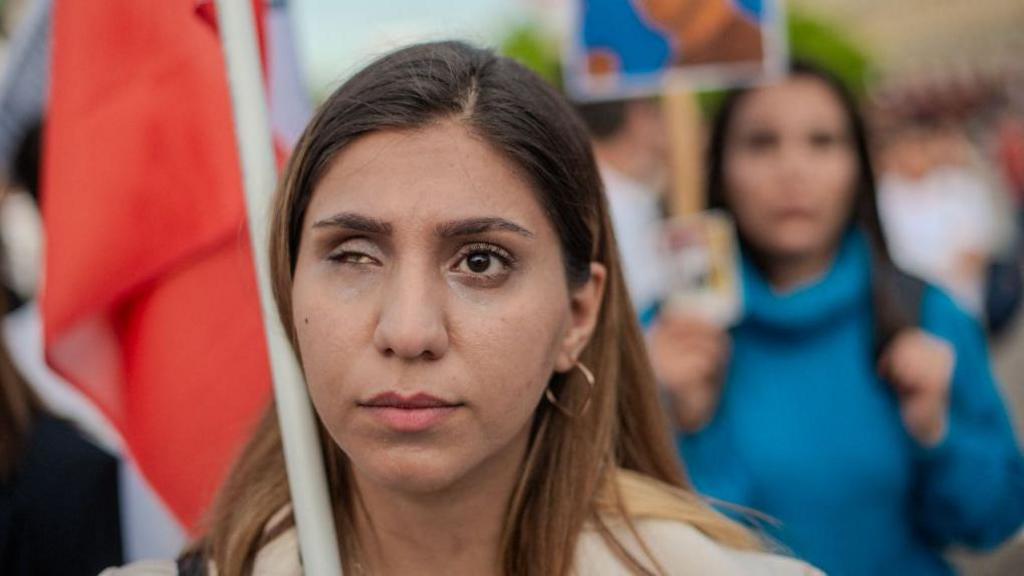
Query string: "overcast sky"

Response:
xmin=290 ymin=0 xmax=542 ymax=94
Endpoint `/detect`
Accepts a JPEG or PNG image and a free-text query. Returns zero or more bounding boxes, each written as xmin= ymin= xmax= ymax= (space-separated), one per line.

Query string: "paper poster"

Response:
xmin=565 ymin=0 xmax=787 ymax=101
xmin=660 ymin=210 xmax=744 ymax=326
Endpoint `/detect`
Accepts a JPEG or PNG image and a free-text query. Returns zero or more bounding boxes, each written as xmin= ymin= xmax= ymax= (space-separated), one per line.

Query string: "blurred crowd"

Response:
xmin=873 ymin=70 xmax=1024 ymax=335
xmin=576 ymin=61 xmax=1024 ymax=576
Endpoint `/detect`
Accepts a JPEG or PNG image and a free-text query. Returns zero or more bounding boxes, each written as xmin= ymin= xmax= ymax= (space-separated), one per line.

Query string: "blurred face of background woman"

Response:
xmin=723 ymin=76 xmax=859 ymax=288
xmin=291 ymin=120 xmax=605 ymax=497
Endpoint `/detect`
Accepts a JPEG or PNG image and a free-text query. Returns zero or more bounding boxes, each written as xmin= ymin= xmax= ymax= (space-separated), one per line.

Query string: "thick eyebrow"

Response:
xmin=436 ymin=217 xmax=535 ymax=239
xmin=311 ymin=212 xmax=392 ymax=235
xmin=311 ymin=213 xmax=534 ymax=240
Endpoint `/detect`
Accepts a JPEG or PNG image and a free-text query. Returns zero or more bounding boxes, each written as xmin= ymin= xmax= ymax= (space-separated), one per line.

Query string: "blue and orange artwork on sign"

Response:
xmin=565 ymin=0 xmax=786 ymax=100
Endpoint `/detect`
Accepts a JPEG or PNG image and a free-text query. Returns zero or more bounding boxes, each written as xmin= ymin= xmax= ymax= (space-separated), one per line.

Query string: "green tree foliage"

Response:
xmin=500 ymin=21 xmax=563 ymax=90
xmin=787 ymin=7 xmax=873 ymax=97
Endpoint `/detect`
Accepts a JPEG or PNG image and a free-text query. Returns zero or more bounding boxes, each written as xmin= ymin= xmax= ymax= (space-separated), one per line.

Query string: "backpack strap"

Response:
xmin=871 ymin=256 xmax=927 ymax=357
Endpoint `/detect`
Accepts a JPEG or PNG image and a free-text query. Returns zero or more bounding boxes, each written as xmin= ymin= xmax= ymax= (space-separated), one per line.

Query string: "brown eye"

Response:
xmin=809 ymin=131 xmax=843 ymax=148
xmin=741 ymin=130 xmax=778 ymax=151
xmin=458 ymin=251 xmax=503 ymax=276
xmin=466 ymin=253 xmax=492 ymax=273
xmin=452 ymin=243 xmax=515 ymax=282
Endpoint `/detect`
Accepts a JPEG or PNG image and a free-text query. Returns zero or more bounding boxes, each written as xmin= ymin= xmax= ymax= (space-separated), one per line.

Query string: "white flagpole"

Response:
xmin=213 ymin=1 xmax=343 ymax=574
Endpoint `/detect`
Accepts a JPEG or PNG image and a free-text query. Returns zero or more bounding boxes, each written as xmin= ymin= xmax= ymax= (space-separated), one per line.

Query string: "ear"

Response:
xmin=554 ymin=262 xmax=607 ymax=373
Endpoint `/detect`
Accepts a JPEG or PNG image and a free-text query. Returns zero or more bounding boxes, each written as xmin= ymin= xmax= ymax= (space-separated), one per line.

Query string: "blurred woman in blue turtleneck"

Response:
xmin=650 ymin=62 xmax=1024 ymax=575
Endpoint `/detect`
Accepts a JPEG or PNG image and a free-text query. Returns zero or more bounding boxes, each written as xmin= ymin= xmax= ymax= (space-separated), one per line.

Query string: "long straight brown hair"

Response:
xmin=200 ymin=41 xmax=757 ymax=575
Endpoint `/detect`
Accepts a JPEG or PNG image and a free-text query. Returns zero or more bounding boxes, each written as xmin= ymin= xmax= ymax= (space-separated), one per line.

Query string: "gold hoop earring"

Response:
xmin=545 ymin=360 xmax=595 ymax=418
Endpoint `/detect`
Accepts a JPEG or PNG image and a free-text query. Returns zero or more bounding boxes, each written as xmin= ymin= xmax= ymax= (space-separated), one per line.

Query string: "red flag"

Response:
xmin=42 ymin=0 xmax=271 ymax=532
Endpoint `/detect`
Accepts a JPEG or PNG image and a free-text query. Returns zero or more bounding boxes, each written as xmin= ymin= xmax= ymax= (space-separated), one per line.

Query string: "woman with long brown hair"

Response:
xmin=653 ymin=63 xmax=1024 ymax=575
xmin=106 ymin=41 xmax=817 ymax=575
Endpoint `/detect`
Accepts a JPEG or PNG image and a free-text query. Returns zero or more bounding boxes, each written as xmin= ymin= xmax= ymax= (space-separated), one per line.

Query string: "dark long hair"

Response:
xmin=706 ymin=61 xmax=922 ymax=350
xmin=201 ymin=41 xmax=756 ymax=576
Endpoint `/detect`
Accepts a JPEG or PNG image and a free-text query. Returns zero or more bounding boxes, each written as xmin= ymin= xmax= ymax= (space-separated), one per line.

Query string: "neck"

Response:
xmin=758 ymin=248 xmax=837 ymax=294
xmin=350 ymin=428 xmax=530 ymax=576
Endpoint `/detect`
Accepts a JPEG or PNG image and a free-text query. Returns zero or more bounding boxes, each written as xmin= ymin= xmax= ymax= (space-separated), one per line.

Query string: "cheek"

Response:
xmin=452 ymin=290 xmax=569 ymax=412
xmin=724 ymin=156 xmax=775 ymax=233
xmin=819 ymin=154 xmax=858 ymax=218
xmin=805 ymin=152 xmax=858 ymax=243
xmin=290 ymin=275 xmax=372 ymax=425
xmin=445 ymin=271 xmax=574 ymax=453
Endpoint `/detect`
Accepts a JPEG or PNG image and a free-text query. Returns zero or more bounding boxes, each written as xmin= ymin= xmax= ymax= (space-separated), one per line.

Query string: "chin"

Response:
xmin=771 ymin=240 xmax=823 ymax=260
xmin=760 ymin=225 xmax=832 ymax=259
xmin=348 ymin=444 xmax=470 ymax=495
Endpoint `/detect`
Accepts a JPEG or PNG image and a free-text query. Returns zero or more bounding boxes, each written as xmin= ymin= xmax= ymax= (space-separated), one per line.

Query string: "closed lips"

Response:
xmin=359 ymin=393 xmax=462 ymax=409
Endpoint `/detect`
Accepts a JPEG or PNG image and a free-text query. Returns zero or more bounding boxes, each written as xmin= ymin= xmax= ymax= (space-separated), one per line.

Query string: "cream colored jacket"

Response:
xmin=102 ymin=518 xmax=822 ymax=575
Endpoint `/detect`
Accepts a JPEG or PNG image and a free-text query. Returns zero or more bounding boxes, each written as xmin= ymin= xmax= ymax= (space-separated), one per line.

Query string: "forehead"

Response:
xmin=734 ymin=77 xmax=848 ymax=128
xmin=304 ymin=121 xmax=550 ymax=234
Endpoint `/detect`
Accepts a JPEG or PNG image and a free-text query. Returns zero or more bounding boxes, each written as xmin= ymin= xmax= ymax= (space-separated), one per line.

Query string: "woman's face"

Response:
xmin=292 ymin=121 xmax=605 ymax=495
xmin=723 ymin=77 xmax=858 ymax=262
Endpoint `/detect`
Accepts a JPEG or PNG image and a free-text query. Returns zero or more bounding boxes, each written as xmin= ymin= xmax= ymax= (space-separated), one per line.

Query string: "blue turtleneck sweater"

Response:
xmin=676 ymin=231 xmax=1024 ymax=575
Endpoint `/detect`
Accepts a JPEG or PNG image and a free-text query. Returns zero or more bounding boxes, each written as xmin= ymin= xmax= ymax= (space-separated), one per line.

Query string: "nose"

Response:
xmin=372 ymin=261 xmax=449 ymax=361
xmin=778 ymin=141 xmax=811 ymax=187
